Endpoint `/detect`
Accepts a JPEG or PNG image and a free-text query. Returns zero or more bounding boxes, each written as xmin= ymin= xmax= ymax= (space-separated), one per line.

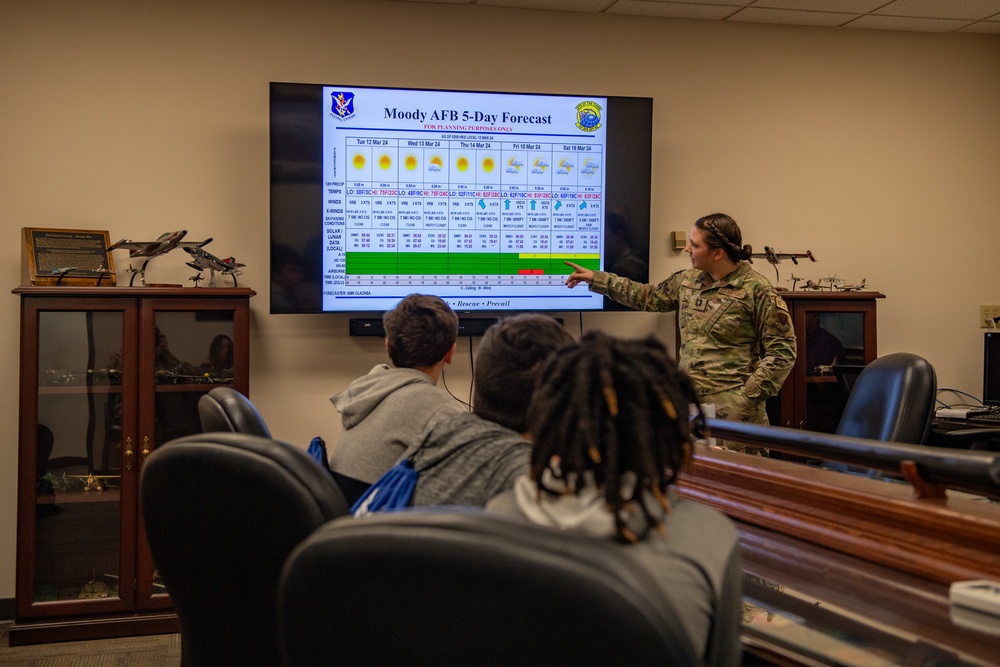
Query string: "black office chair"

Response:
xmin=197 ymin=386 xmax=271 ymax=437
xmin=836 ymin=352 xmax=937 ymax=445
xmin=197 ymin=387 xmax=371 ymax=501
xmin=824 ymin=353 xmax=936 ymax=475
xmin=277 ymin=511 xmax=702 ymax=667
xmin=140 ymin=432 xmax=349 ymax=667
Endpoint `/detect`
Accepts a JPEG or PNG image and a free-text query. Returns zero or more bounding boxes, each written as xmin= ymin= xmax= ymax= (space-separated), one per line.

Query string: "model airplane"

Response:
xmin=751 ymin=247 xmax=817 ymax=282
xmin=752 ymin=247 xmax=817 ymax=266
xmin=184 ymin=246 xmax=245 ymax=287
xmin=835 ymin=278 xmax=867 ymax=292
xmin=106 ymin=230 xmax=213 ymax=286
xmin=106 ymin=230 xmax=212 ymax=258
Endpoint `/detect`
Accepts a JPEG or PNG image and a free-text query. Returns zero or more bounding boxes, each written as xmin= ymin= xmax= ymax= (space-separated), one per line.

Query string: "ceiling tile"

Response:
xmin=605 ymin=1 xmax=740 ymax=18
xmin=873 ymin=0 xmax=1000 ymax=20
xmin=728 ymin=7 xmax=858 ymax=26
xmin=956 ymin=20 xmax=1000 ymax=33
xmin=638 ymin=0 xmax=749 ymax=5
xmin=846 ymin=15 xmax=976 ymax=31
xmin=752 ymin=0 xmax=885 ymax=11
xmin=478 ymin=0 xmax=613 ymax=11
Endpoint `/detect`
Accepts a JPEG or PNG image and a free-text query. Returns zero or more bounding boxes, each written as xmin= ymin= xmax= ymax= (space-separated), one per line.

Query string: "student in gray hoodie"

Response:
xmin=407 ymin=314 xmax=574 ymax=508
xmin=329 ymin=294 xmax=464 ymax=496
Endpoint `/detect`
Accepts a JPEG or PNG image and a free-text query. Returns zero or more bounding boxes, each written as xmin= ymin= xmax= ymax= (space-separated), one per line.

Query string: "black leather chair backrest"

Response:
xmin=277 ymin=510 xmax=700 ymax=666
xmin=836 ymin=352 xmax=937 ymax=445
xmin=140 ymin=432 xmax=349 ymax=667
xmin=197 ymin=386 xmax=271 ymax=437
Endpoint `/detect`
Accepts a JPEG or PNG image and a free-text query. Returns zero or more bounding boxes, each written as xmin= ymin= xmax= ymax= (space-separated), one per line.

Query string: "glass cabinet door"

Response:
xmin=27 ymin=307 xmax=136 ymax=616
xmin=793 ymin=302 xmax=876 ymax=433
xmin=136 ymin=301 xmax=246 ymax=609
xmin=801 ymin=310 xmax=866 ymax=432
xmin=151 ymin=310 xmax=236 ymax=445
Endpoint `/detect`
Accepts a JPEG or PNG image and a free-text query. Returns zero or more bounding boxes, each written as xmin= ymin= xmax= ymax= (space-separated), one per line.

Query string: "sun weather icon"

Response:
xmin=575 ymin=100 xmax=603 ymax=132
xmin=506 ymin=157 xmax=524 ymax=174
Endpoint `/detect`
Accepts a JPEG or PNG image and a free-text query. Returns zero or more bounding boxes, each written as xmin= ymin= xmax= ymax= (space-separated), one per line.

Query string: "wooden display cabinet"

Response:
xmin=12 ymin=286 xmax=255 ymax=645
xmin=767 ymin=291 xmax=884 ymax=433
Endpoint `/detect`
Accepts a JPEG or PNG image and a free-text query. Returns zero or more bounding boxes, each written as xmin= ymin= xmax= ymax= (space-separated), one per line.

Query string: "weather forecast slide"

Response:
xmin=319 ymin=85 xmax=609 ymax=313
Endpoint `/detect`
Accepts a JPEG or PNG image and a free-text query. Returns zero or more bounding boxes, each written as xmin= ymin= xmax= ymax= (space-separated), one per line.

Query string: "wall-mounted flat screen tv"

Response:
xmin=270 ymin=82 xmax=652 ymax=314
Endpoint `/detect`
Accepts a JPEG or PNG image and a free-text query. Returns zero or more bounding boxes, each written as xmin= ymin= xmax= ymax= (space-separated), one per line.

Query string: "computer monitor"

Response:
xmin=983 ymin=332 xmax=1000 ymax=406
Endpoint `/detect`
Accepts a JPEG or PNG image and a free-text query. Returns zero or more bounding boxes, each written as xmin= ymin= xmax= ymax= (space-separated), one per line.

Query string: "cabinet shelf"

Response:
xmin=38 ymin=385 xmax=124 ymax=395
xmin=37 ymin=490 xmax=121 ymax=505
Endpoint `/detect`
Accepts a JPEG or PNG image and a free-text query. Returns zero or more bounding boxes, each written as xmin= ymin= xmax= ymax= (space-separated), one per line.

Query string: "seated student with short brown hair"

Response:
xmin=487 ymin=331 xmax=742 ymax=667
xmin=329 ymin=294 xmax=465 ymax=499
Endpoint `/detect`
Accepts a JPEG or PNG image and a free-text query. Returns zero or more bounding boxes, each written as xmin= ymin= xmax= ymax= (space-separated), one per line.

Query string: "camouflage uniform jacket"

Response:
xmin=590 ymin=262 xmax=796 ymax=400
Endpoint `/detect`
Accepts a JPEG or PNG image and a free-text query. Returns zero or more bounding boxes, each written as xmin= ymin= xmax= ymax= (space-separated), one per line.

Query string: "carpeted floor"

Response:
xmin=0 ymin=622 xmax=181 ymax=666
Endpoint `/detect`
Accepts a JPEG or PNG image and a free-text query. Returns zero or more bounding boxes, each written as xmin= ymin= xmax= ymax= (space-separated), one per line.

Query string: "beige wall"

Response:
xmin=1 ymin=0 xmax=998 ymax=600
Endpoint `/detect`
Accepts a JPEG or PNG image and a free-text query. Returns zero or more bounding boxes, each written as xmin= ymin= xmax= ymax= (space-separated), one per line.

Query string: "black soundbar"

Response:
xmin=349 ymin=316 xmax=563 ymax=338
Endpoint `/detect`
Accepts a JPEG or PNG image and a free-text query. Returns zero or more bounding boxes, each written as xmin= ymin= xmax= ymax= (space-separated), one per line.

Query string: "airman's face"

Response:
xmin=685 ymin=226 xmax=718 ymax=272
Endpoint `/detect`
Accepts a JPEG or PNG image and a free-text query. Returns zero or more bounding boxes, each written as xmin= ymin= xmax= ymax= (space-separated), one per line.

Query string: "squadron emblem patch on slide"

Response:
xmin=575 ymin=100 xmax=603 ymax=132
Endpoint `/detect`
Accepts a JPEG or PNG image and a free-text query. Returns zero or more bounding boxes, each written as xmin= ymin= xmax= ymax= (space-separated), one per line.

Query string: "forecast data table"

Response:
xmin=327 ymin=136 xmax=604 ymax=287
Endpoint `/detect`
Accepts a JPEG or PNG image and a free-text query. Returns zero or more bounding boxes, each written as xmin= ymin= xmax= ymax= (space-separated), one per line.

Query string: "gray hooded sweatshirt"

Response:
xmin=329 ymin=364 xmax=464 ymax=484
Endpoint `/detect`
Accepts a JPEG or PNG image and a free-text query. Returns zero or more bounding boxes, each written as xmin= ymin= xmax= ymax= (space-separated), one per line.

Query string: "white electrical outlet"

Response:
xmin=980 ymin=305 xmax=1000 ymax=328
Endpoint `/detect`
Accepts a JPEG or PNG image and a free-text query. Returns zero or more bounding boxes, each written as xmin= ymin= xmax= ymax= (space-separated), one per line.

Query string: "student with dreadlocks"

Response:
xmin=487 ymin=332 xmax=742 ymax=667
xmin=565 ymin=213 xmax=795 ymax=454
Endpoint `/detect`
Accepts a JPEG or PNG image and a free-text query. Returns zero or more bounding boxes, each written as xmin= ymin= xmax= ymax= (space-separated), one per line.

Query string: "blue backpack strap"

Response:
xmin=350 ymin=458 xmax=418 ymax=517
xmin=306 ymin=436 xmax=331 ymax=472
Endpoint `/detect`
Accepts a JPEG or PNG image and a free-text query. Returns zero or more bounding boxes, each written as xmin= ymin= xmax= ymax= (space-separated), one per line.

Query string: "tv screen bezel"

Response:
xmin=269 ymin=81 xmax=653 ymax=316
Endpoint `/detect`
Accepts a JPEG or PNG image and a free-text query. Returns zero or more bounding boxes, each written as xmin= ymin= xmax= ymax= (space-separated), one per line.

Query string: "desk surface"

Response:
xmin=739 ymin=522 xmax=1000 ymax=667
xmin=928 ymin=416 xmax=1000 ymax=451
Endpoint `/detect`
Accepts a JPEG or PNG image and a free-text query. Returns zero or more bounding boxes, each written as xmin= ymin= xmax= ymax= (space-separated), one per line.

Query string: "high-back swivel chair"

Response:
xmin=277 ymin=511 xmax=702 ymax=666
xmin=140 ymin=432 xmax=349 ymax=667
xmin=835 ymin=352 xmax=937 ymax=445
xmin=825 ymin=352 xmax=936 ymax=475
xmin=197 ymin=386 xmax=271 ymax=437
xmin=196 ymin=386 xmax=372 ymax=502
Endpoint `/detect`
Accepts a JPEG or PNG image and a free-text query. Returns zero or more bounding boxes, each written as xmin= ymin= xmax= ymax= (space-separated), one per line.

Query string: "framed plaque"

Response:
xmin=22 ymin=227 xmax=117 ymax=286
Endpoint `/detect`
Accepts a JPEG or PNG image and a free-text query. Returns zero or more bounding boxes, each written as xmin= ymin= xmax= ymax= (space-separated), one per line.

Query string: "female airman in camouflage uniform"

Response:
xmin=565 ymin=213 xmax=796 ymax=454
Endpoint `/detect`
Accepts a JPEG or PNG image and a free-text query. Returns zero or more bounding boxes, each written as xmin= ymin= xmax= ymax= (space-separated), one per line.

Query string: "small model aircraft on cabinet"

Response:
xmin=751 ymin=246 xmax=817 ymax=282
xmin=106 ymin=230 xmax=212 ymax=258
xmin=834 ymin=278 xmax=867 ymax=292
xmin=753 ymin=247 xmax=816 ymax=266
xmin=106 ymin=230 xmax=213 ymax=286
xmin=184 ymin=246 xmax=245 ymax=287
